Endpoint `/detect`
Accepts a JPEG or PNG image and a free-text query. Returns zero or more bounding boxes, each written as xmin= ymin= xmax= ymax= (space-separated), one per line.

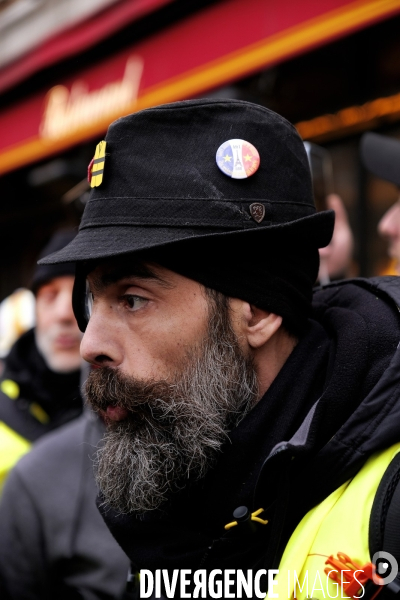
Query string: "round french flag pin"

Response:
xmin=216 ymin=139 xmax=260 ymax=179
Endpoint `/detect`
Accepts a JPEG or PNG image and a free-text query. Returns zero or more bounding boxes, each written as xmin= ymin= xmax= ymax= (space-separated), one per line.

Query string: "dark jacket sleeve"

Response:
xmin=0 ymin=467 xmax=49 ymax=600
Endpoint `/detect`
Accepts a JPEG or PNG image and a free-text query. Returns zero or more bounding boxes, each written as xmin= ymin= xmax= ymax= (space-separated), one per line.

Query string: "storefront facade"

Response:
xmin=1 ymin=0 xmax=400 ymax=296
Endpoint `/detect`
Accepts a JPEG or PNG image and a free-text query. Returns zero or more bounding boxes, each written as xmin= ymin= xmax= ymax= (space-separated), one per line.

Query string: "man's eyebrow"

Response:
xmin=99 ymin=264 xmax=174 ymax=290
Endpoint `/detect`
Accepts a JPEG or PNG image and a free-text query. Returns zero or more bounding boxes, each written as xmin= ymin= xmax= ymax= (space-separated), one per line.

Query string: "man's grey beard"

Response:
xmin=85 ymin=290 xmax=258 ymax=515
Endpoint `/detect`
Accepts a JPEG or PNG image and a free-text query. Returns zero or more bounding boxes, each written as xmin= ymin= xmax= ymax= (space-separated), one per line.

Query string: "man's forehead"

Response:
xmin=87 ymin=257 xmax=175 ymax=290
xmin=37 ymin=274 xmax=75 ymax=290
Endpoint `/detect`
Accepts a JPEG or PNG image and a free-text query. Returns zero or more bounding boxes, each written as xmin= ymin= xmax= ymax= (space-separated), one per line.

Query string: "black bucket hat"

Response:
xmin=361 ymin=132 xmax=400 ymax=187
xmin=39 ymin=99 xmax=334 ymax=266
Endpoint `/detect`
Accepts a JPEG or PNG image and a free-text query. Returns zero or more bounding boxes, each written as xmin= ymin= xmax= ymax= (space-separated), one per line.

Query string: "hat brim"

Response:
xmin=361 ymin=132 xmax=400 ymax=187
xmin=39 ymin=210 xmax=334 ymax=265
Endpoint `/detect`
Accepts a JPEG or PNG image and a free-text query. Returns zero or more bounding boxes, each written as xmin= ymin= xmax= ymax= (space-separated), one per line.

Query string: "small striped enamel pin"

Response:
xmin=88 ymin=141 xmax=107 ymax=187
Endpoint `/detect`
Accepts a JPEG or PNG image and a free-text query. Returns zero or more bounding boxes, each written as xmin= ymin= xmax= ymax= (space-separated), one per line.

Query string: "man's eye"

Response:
xmin=123 ymin=295 xmax=147 ymax=311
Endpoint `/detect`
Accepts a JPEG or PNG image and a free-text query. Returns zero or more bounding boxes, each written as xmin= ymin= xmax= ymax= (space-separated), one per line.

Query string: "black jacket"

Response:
xmin=99 ymin=277 xmax=400 ymax=585
xmin=0 ymin=328 xmax=83 ymax=442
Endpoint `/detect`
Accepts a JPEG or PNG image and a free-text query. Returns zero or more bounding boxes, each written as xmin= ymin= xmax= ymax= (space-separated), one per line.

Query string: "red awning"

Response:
xmin=1 ymin=0 xmax=400 ymax=175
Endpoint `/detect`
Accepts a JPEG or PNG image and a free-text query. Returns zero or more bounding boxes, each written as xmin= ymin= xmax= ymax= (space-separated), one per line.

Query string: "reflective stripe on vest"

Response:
xmin=0 ymin=421 xmax=31 ymax=493
xmin=268 ymin=443 xmax=400 ymax=600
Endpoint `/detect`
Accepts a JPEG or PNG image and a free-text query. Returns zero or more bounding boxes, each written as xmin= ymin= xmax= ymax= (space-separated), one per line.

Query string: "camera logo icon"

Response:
xmin=372 ymin=551 xmax=399 ymax=585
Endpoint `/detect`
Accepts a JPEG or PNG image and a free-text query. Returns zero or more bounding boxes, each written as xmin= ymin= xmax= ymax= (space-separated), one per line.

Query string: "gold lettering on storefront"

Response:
xmin=40 ymin=56 xmax=143 ymax=139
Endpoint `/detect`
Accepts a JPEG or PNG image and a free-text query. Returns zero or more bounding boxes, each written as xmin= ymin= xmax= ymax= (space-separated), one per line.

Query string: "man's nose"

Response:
xmin=378 ymin=200 xmax=400 ymax=239
xmin=55 ymin=289 xmax=76 ymax=323
xmin=80 ymin=307 xmax=121 ymax=366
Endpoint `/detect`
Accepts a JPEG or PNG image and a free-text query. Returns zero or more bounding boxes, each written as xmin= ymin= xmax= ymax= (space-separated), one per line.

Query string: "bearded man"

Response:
xmin=40 ymin=100 xmax=400 ymax=599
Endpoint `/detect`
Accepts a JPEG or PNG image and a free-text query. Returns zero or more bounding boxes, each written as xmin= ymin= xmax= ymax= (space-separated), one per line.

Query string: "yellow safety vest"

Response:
xmin=269 ymin=443 xmax=400 ymax=600
xmin=0 ymin=421 xmax=31 ymax=493
xmin=0 ymin=377 xmax=51 ymax=493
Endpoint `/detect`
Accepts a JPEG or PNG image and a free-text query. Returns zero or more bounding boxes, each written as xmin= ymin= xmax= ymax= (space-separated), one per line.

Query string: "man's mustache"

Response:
xmin=85 ymin=366 xmax=181 ymax=415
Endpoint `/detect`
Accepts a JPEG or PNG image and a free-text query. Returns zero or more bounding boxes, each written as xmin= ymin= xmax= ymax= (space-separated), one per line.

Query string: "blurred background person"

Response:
xmin=0 ymin=229 xmax=83 ymax=490
xmin=318 ymin=194 xmax=355 ymax=283
xmin=304 ymin=142 xmax=356 ymax=284
xmin=361 ymin=132 xmax=400 ymax=275
xmin=0 ymin=228 xmax=130 ymax=599
xmin=0 ymin=409 xmax=130 ymax=600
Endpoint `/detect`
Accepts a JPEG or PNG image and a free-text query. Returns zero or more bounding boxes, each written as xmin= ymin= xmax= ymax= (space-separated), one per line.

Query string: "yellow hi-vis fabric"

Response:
xmin=0 ymin=421 xmax=31 ymax=493
xmin=268 ymin=443 xmax=400 ymax=600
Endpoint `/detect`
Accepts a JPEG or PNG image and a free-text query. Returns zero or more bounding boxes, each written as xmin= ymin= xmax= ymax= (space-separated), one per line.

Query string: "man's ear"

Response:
xmin=231 ymin=300 xmax=283 ymax=349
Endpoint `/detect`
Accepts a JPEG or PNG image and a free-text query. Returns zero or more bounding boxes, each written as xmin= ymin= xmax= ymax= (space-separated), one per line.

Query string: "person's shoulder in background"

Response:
xmin=0 ymin=412 xmax=129 ymax=600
